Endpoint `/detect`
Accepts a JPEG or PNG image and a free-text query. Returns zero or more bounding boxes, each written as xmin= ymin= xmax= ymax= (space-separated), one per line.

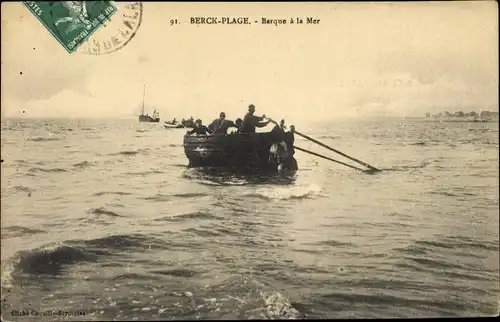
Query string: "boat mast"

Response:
xmin=141 ymin=84 xmax=146 ymax=115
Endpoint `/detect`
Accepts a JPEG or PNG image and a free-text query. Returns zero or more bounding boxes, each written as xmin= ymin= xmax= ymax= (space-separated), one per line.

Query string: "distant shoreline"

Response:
xmin=1 ymin=115 xmax=498 ymax=123
xmin=417 ymin=116 xmax=498 ymax=123
xmin=1 ymin=116 xmax=137 ymax=121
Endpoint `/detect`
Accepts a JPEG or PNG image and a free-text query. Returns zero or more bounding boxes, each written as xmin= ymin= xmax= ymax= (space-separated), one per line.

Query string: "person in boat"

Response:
xmin=228 ymin=118 xmax=244 ymax=134
xmin=207 ymin=112 xmax=238 ymax=134
xmin=235 ymin=118 xmax=243 ymax=133
xmin=172 ymin=118 xmax=177 ymax=124
xmin=241 ymin=104 xmax=270 ymax=133
xmin=270 ymin=119 xmax=287 ymax=141
xmin=268 ymin=119 xmax=289 ymax=171
xmin=186 ymin=119 xmax=209 ymax=135
xmin=285 ymin=125 xmax=296 ymax=156
xmin=283 ymin=125 xmax=298 ymax=171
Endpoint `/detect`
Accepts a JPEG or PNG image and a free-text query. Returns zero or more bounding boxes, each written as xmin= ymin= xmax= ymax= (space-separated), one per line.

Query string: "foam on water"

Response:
xmin=246 ymin=184 xmax=325 ymax=201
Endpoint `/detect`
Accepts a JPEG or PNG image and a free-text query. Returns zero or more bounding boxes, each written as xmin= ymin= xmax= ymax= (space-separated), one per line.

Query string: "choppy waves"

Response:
xmin=28 ymin=167 xmax=68 ymax=173
xmin=152 ymin=211 xmax=224 ymax=222
xmin=109 ymin=148 xmax=151 ymax=156
xmin=1 ymin=226 xmax=46 ymax=239
xmin=2 ymin=118 xmax=498 ymax=319
xmin=243 ymin=184 xmax=326 ymax=201
xmin=26 ymin=137 xmax=63 ymax=142
xmin=73 ymin=161 xmax=94 ymax=168
xmin=2 ymin=233 xmax=305 ymax=319
xmin=87 ymin=207 xmax=125 ymax=218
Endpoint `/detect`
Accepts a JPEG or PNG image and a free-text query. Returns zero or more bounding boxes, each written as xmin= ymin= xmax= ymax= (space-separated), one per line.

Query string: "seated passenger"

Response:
xmin=187 ymin=119 xmax=209 ymax=135
xmin=208 ymin=112 xmax=238 ymax=134
xmin=235 ymin=118 xmax=243 ymax=133
xmin=228 ymin=118 xmax=244 ymax=134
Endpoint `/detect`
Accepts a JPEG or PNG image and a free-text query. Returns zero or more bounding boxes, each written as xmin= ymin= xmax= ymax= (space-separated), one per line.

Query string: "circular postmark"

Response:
xmin=78 ymin=1 xmax=143 ymax=55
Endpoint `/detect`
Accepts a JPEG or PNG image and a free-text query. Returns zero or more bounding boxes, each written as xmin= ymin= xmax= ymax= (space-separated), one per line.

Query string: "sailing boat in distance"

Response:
xmin=138 ymin=84 xmax=160 ymax=123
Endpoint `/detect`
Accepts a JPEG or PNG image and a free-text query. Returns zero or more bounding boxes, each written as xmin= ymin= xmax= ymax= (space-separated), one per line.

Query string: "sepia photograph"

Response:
xmin=1 ymin=1 xmax=498 ymax=320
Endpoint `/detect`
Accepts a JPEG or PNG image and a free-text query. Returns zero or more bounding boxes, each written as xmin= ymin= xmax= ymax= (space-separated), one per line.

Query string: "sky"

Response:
xmin=1 ymin=1 xmax=498 ymax=123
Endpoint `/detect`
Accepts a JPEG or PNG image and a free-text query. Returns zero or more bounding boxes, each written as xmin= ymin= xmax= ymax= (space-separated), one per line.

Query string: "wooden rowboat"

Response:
xmin=183 ymin=132 xmax=297 ymax=173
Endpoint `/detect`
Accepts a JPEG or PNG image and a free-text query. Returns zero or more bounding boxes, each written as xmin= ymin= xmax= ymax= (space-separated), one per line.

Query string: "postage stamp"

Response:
xmin=78 ymin=2 xmax=143 ymax=55
xmin=22 ymin=1 xmax=117 ymax=54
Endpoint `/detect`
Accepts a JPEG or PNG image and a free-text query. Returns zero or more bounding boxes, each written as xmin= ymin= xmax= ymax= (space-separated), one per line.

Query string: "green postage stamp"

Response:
xmin=22 ymin=1 xmax=117 ymax=54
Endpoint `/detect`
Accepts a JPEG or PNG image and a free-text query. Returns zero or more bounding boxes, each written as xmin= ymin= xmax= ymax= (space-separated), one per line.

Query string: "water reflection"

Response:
xmin=181 ymin=167 xmax=297 ymax=186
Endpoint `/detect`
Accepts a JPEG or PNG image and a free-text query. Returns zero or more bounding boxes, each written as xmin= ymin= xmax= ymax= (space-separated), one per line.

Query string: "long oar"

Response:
xmin=294 ymin=146 xmax=367 ymax=172
xmin=294 ymin=130 xmax=380 ymax=172
xmin=267 ymin=117 xmax=380 ymax=172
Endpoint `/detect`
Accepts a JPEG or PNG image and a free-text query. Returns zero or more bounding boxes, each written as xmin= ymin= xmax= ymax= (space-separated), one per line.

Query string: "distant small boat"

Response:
xmin=181 ymin=119 xmax=196 ymax=128
xmin=164 ymin=121 xmax=185 ymax=129
xmin=183 ymin=132 xmax=298 ymax=174
xmin=138 ymin=85 xmax=160 ymax=123
xmin=139 ymin=112 xmax=160 ymax=123
xmin=164 ymin=119 xmax=196 ymax=128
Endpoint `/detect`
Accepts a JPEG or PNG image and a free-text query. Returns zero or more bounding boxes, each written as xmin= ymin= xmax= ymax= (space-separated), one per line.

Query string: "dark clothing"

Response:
xmin=285 ymin=132 xmax=295 ymax=156
xmin=241 ymin=113 xmax=268 ymax=134
xmin=188 ymin=125 xmax=209 ymax=135
xmin=270 ymin=124 xmax=286 ymax=142
xmin=283 ymin=156 xmax=298 ymax=171
xmin=208 ymin=118 xmax=237 ymax=134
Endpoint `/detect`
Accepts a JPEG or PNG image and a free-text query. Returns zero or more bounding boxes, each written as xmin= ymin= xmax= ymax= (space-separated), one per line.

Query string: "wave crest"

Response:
xmin=27 ymin=137 xmax=62 ymax=142
xmin=87 ymin=207 xmax=125 ymax=218
xmin=244 ymin=184 xmax=325 ymax=201
xmin=153 ymin=211 xmax=223 ymax=222
xmin=2 ymin=226 xmax=46 ymax=238
xmin=13 ymin=244 xmax=100 ymax=276
xmin=110 ymin=148 xmax=150 ymax=156
xmin=28 ymin=167 xmax=68 ymax=173
xmin=73 ymin=161 xmax=94 ymax=168
xmin=92 ymin=191 xmax=131 ymax=197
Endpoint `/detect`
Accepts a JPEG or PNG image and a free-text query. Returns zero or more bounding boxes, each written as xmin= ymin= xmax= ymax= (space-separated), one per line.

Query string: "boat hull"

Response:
xmin=183 ymin=132 xmax=297 ymax=173
xmin=139 ymin=115 xmax=160 ymax=122
xmin=181 ymin=121 xmax=196 ymax=128
xmin=164 ymin=123 xmax=185 ymax=129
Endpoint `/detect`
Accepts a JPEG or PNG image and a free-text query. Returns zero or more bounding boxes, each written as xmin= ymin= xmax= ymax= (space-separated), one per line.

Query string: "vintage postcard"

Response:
xmin=1 ymin=1 xmax=498 ymax=320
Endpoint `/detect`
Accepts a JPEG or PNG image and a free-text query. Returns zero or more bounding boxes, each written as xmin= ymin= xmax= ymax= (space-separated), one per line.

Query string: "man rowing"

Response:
xmin=241 ymin=104 xmax=270 ymax=133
